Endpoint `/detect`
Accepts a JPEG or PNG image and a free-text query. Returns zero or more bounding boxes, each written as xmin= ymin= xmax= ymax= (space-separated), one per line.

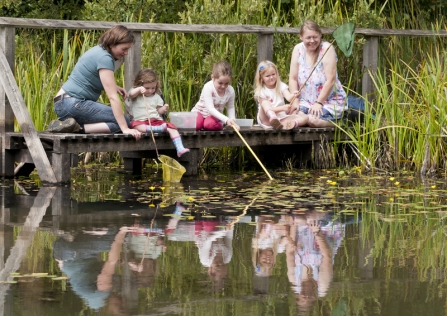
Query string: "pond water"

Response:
xmin=1 ymin=166 xmax=447 ymax=315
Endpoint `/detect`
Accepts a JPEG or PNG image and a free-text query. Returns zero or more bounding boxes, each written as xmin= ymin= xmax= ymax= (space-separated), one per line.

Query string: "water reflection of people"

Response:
xmin=53 ymin=221 xmax=167 ymax=314
xmin=285 ymin=211 xmax=344 ymax=314
xmin=53 ymin=227 xmax=119 ymax=310
xmin=194 ymin=217 xmax=234 ymax=293
xmin=97 ymin=224 xmax=165 ymax=315
xmin=252 ymin=215 xmax=291 ymax=277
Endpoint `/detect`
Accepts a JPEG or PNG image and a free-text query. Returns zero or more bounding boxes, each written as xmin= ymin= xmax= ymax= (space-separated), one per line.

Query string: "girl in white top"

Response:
xmin=254 ymin=60 xmax=308 ymax=130
xmin=128 ymin=68 xmax=189 ymax=157
xmin=191 ymin=61 xmax=240 ymax=131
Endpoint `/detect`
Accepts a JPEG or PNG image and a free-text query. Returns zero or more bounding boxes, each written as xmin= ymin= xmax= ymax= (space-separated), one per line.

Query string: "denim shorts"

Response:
xmin=54 ymin=96 xmax=130 ymax=133
xmin=299 ymin=106 xmax=337 ymax=122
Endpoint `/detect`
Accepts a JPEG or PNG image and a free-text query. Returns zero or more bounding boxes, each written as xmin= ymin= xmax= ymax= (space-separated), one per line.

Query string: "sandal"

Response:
xmin=269 ymin=118 xmax=283 ymax=130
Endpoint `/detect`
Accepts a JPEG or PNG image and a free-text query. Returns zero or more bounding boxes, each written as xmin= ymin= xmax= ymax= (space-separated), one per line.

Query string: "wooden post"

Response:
xmin=124 ymin=31 xmax=142 ymax=92
xmin=0 ymin=50 xmax=57 ymax=183
xmin=179 ymin=148 xmax=202 ymax=175
xmin=0 ymin=26 xmax=15 ymax=177
xmin=257 ymin=33 xmax=273 ymax=64
xmin=362 ymin=36 xmax=378 ymax=101
xmin=51 ymin=153 xmax=71 ymax=183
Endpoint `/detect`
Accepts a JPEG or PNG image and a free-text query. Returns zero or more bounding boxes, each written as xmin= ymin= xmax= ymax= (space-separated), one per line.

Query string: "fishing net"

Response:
xmin=332 ymin=22 xmax=356 ymax=57
xmin=159 ymin=155 xmax=186 ymax=183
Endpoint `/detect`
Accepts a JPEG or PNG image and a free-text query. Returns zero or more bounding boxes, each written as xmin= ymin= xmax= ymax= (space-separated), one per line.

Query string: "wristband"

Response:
xmin=315 ymin=101 xmax=323 ymax=106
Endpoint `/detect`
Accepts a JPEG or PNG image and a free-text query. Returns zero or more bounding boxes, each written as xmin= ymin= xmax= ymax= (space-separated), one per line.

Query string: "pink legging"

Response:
xmin=196 ymin=112 xmax=224 ymax=131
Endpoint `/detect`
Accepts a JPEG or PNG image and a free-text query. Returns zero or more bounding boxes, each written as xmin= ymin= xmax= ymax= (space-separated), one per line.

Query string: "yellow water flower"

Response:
xmin=389 ymin=177 xmax=395 ymax=181
xmin=161 ymin=187 xmax=165 ymax=191
xmin=431 ymin=185 xmax=436 ymax=189
xmin=149 ymin=203 xmax=155 ymax=207
xmin=330 ymin=181 xmax=337 ymax=186
xmin=394 ymin=181 xmax=400 ymax=186
xmin=149 ymin=186 xmax=155 ymax=191
xmin=187 ymin=216 xmax=195 ymax=220
xmin=188 ymin=197 xmax=195 ymax=201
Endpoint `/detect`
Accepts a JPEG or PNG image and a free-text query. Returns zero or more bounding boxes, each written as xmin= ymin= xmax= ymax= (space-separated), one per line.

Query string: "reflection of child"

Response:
xmin=254 ymin=60 xmax=308 ymax=130
xmin=252 ymin=215 xmax=291 ymax=277
xmin=194 ymin=218 xmax=234 ymax=292
xmin=191 ymin=61 xmax=240 ymax=131
xmin=128 ymin=68 xmax=189 ymax=157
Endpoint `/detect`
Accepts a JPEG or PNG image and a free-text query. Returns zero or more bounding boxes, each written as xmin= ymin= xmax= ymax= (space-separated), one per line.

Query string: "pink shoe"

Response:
xmin=177 ymin=148 xmax=190 ymax=157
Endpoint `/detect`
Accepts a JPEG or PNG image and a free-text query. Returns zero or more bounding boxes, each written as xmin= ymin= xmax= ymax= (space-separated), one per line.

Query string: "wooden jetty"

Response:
xmin=1 ymin=18 xmax=446 ymax=184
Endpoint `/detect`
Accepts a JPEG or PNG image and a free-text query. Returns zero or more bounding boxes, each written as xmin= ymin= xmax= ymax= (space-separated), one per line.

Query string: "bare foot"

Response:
xmin=283 ymin=121 xmax=295 ymax=130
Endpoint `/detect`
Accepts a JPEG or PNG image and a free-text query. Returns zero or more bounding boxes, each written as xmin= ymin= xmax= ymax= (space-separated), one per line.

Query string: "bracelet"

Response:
xmin=315 ymin=101 xmax=324 ymax=106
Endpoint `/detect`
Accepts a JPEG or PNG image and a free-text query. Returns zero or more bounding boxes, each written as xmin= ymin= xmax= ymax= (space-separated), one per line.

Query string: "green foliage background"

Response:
xmin=2 ymin=0 xmax=447 ymax=172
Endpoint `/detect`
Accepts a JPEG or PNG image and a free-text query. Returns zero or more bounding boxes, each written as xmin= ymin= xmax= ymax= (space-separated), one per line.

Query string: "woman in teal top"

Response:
xmin=50 ymin=25 xmax=141 ymax=140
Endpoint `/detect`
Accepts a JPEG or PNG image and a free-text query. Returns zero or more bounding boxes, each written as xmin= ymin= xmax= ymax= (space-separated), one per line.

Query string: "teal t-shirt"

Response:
xmin=62 ymin=45 xmax=115 ymax=101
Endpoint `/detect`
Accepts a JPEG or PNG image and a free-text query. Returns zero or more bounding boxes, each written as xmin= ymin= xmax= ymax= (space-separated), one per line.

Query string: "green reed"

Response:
xmin=12 ymin=0 xmax=446 ymax=170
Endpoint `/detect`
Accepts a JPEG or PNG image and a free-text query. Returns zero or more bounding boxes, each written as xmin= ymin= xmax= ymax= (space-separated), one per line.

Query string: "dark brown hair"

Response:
xmin=98 ymin=25 xmax=135 ymax=54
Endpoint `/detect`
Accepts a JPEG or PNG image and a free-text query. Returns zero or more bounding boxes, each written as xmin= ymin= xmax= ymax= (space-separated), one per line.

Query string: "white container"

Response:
xmin=169 ymin=112 xmax=197 ymax=131
xmin=235 ymin=118 xmax=253 ymax=130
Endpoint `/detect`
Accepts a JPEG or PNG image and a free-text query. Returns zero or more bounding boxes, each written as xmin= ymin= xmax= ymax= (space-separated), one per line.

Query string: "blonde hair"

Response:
xmin=251 ymin=238 xmax=278 ymax=277
xmin=253 ymin=60 xmax=282 ymax=103
xmin=300 ymin=20 xmax=323 ymax=66
xmin=299 ymin=20 xmax=322 ymax=36
xmin=132 ymin=68 xmax=161 ymax=94
xmin=212 ymin=60 xmax=233 ymax=79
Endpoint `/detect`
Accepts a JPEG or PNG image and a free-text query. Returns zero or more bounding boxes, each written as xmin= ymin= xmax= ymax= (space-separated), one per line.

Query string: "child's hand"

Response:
xmin=139 ymin=87 xmax=146 ymax=95
xmin=158 ymin=104 xmax=169 ymax=115
xmin=226 ymin=118 xmax=239 ymax=131
xmin=287 ymin=104 xmax=300 ymax=115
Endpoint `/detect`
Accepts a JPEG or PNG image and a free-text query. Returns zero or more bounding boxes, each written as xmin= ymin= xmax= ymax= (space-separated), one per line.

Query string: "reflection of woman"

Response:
xmin=53 ymin=228 xmax=118 ymax=310
xmin=286 ymin=214 xmax=344 ymax=314
xmin=289 ymin=20 xmax=347 ymax=127
xmin=50 ymin=25 xmax=141 ymax=139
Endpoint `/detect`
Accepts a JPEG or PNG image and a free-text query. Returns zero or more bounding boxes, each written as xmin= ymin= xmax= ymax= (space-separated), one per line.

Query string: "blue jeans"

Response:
xmin=299 ymin=106 xmax=336 ymax=122
xmin=54 ymin=96 xmax=130 ymax=133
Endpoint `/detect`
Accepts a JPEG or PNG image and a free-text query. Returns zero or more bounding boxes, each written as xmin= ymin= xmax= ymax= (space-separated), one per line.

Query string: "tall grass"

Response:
xmin=12 ymin=0 xmax=447 ymax=171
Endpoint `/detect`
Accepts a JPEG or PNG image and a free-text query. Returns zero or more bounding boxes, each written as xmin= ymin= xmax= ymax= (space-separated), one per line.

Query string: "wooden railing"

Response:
xmin=1 ymin=17 xmax=446 ymax=183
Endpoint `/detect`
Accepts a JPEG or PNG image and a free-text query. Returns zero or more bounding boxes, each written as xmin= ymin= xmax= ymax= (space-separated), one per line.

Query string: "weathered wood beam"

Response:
xmin=124 ymin=31 xmax=142 ymax=93
xmin=0 ymin=50 xmax=57 ymax=183
xmin=362 ymin=36 xmax=379 ymax=101
xmin=257 ymin=33 xmax=273 ymax=64
xmin=0 ymin=27 xmax=15 ymax=177
xmin=1 ymin=18 xmax=446 ymax=37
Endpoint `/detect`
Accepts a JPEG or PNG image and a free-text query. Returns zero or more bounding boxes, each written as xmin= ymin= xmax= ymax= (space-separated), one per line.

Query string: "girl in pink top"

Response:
xmin=191 ymin=61 xmax=240 ymax=131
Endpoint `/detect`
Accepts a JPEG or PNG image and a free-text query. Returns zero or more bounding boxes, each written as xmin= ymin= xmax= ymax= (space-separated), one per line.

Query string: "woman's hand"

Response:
xmin=308 ymin=102 xmax=323 ymax=118
xmin=117 ymin=86 xmax=127 ymax=99
xmin=123 ymin=128 xmax=142 ymax=140
xmin=308 ymin=220 xmax=321 ymax=234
